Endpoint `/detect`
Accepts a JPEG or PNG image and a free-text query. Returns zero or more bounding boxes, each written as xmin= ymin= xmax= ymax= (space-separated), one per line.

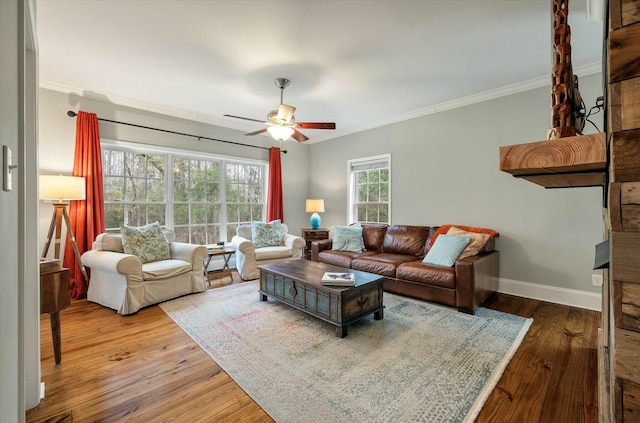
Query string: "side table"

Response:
xmin=40 ymin=267 xmax=70 ymax=365
xmin=301 ymin=228 xmax=329 ymax=260
xmin=204 ymin=245 xmax=236 ymax=284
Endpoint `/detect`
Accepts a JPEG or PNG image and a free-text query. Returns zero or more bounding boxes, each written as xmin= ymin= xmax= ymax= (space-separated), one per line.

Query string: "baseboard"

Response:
xmin=498 ymin=278 xmax=602 ymax=311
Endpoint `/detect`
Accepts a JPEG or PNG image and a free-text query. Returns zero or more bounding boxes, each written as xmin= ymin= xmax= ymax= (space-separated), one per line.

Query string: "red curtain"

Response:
xmin=63 ymin=111 xmax=105 ymax=299
xmin=266 ymin=147 xmax=284 ymax=222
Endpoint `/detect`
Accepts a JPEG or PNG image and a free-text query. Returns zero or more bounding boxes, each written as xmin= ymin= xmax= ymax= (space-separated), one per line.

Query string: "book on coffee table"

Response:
xmin=321 ymin=272 xmax=356 ymax=286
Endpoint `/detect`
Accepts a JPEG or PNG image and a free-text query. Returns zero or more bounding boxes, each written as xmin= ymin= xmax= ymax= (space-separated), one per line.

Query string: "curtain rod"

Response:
xmin=66 ymin=111 xmax=287 ymax=153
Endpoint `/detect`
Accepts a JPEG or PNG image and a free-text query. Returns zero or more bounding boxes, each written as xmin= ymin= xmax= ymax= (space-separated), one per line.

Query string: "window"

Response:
xmin=347 ymin=154 xmax=391 ymax=224
xmin=102 ymin=142 xmax=267 ymax=244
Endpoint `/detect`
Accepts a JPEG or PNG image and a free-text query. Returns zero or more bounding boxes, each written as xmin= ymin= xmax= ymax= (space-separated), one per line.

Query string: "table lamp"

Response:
xmin=39 ymin=175 xmax=89 ymax=282
xmin=305 ymin=198 xmax=325 ymax=229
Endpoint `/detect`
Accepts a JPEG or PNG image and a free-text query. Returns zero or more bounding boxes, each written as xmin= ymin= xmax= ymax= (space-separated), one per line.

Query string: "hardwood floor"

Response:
xmin=27 ymin=274 xmax=600 ymax=423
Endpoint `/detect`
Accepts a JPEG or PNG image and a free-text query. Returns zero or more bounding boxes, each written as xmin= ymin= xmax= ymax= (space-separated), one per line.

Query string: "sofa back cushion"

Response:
xmin=361 ymin=224 xmax=388 ymax=252
xmin=382 ymin=225 xmax=431 ymax=257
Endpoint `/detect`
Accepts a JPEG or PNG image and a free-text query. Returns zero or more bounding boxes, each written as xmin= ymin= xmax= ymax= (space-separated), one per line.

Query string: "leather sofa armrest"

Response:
xmin=454 ymin=250 xmax=499 ymax=314
xmin=311 ymin=239 xmax=333 ymax=261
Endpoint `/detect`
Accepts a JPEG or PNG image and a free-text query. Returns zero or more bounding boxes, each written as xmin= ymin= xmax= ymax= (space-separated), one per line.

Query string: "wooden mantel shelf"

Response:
xmin=499 ymin=132 xmax=607 ymax=188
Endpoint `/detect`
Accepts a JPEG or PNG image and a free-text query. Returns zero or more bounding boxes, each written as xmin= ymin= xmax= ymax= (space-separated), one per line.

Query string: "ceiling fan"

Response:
xmin=224 ymin=78 xmax=336 ymax=143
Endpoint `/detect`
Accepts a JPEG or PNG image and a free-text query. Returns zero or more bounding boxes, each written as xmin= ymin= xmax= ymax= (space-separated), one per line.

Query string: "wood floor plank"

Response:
xmin=27 ymin=278 xmax=598 ymax=423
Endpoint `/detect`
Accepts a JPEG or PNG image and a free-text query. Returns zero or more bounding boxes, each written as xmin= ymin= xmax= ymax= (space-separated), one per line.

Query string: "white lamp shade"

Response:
xmin=305 ymin=198 xmax=325 ymax=213
xmin=267 ymin=125 xmax=295 ymax=141
xmin=39 ymin=175 xmax=86 ymax=201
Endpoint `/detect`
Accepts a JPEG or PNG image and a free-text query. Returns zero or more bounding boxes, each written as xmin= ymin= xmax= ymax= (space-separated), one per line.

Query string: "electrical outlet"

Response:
xmin=592 ymin=274 xmax=603 ymax=287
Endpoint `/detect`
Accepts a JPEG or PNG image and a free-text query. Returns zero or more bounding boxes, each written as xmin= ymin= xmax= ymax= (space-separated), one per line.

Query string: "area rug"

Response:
xmin=160 ymin=281 xmax=532 ymax=423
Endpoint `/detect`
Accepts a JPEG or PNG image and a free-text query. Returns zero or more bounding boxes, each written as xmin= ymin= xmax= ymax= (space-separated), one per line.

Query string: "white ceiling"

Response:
xmin=36 ymin=0 xmax=604 ymax=143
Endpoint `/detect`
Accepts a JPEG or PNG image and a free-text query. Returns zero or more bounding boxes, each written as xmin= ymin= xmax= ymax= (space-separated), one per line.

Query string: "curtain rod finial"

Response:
xmin=67 ymin=110 xmax=77 ymax=117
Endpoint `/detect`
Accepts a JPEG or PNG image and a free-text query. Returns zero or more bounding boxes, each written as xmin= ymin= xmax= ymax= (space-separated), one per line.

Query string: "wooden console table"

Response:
xmin=40 ymin=267 xmax=70 ymax=365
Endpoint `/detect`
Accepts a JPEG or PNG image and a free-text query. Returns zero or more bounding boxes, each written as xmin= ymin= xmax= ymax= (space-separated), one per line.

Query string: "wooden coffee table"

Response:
xmin=258 ymin=260 xmax=384 ymax=338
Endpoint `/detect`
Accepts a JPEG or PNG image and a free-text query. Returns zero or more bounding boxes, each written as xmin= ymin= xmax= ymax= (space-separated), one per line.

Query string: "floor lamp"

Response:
xmin=40 ymin=175 xmax=89 ymax=284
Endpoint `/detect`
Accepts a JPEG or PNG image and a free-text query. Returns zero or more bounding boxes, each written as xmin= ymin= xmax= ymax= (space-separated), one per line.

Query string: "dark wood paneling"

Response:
xmin=623 ymin=379 xmax=640 ymax=421
xmin=610 ymin=24 xmax=640 ymax=82
xmin=610 ymin=182 xmax=623 ymax=231
xmin=622 ymin=0 xmax=640 ymax=26
xmin=621 ymin=77 xmax=640 ymax=129
xmin=611 ymin=129 xmax=640 ymax=182
xmin=611 ymin=231 xmax=640 ymax=282
xmin=615 ymin=328 xmax=640 ymax=385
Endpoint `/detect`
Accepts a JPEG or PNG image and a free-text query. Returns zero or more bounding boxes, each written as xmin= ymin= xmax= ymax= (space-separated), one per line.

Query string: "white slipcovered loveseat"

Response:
xmin=231 ymin=222 xmax=304 ymax=280
xmin=81 ymin=228 xmax=207 ymax=315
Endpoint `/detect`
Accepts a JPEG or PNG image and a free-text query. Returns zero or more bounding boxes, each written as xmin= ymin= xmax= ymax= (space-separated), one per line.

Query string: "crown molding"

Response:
xmin=40 ymin=61 xmax=602 ymax=143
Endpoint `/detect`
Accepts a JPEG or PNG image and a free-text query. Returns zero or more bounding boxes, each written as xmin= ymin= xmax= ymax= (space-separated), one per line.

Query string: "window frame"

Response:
xmin=101 ymin=139 xmax=268 ymax=243
xmin=347 ymin=153 xmax=391 ymax=225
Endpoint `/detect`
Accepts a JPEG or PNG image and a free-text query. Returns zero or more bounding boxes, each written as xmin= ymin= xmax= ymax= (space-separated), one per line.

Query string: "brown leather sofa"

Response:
xmin=310 ymin=224 xmax=499 ymax=314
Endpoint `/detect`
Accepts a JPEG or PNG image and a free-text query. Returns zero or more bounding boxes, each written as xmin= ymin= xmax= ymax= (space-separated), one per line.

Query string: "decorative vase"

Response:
xmin=310 ymin=212 xmax=321 ymax=229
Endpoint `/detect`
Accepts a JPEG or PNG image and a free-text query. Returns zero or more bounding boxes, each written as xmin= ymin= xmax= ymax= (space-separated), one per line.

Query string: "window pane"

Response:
xmin=191 ymin=225 xmax=206 ymax=245
xmin=380 ymin=183 xmax=389 ymax=202
xmin=127 ymin=204 xmax=146 ymax=227
xmin=174 ymin=204 xmax=189 ymax=225
xmin=191 ymin=204 xmax=206 ymax=224
xmin=148 ymin=204 xmax=165 ymax=225
xmin=104 ymin=176 xmax=124 ymax=201
xmin=206 ymin=204 xmax=220 ymax=224
xmin=174 ymin=226 xmax=189 ymax=243
xmin=105 ymin=203 xmax=124 ymax=229
xmin=148 ymin=178 xmax=164 ymax=201
xmin=368 ymin=183 xmax=379 ymax=202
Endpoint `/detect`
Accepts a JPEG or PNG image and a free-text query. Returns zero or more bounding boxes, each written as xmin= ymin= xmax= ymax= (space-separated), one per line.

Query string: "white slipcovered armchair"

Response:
xmin=81 ymin=229 xmax=207 ymax=315
xmin=231 ymin=223 xmax=304 ymax=280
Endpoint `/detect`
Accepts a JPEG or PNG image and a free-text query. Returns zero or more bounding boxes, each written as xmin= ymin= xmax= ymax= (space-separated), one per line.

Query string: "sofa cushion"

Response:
xmin=255 ymin=246 xmax=292 ymax=260
xmin=422 ymin=234 xmax=470 ymax=267
xmin=382 ymin=225 xmax=431 ymax=257
xmin=318 ymin=250 xmax=378 ymax=268
xmin=121 ymin=222 xmax=171 ymax=264
xmin=352 ymin=253 xmax=419 ymax=277
xmin=361 ymin=224 xmax=388 ymax=252
xmin=142 ymin=259 xmax=192 ymax=281
xmin=446 ymin=226 xmax=491 ymax=259
xmin=251 ymin=220 xmax=284 ymax=248
xmin=332 ymin=226 xmax=364 ymax=253
xmin=396 ymin=261 xmax=457 ymax=289
xmin=429 ymin=224 xmax=499 ymax=250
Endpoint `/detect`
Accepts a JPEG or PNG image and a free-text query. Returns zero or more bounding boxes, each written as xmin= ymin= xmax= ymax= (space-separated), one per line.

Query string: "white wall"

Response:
xmin=310 ymin=73 xmax=605 ymax=297
xmin=38 ymin=88 xmax=311 ymax=252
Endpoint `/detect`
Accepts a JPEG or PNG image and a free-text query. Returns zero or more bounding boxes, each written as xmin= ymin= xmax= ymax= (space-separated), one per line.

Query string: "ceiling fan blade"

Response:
xmin=296 ymin=122 xmax=336 ymax=130
xmin=245 ymin=128 xmax=268 ymax=136
xmin=223 ymin=114 xmax=267 ymax=124
xmin=291 ymin=129 xmax=309 ymax=143
xmin=277 ymin=104 xmax=296 ymax=122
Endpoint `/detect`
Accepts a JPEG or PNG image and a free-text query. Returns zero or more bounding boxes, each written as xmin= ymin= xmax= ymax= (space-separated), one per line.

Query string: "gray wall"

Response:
xmin=38 ymin=88 xmax=312 ymax=251
xmin=309 ymin=73 xmax=605 ymax=293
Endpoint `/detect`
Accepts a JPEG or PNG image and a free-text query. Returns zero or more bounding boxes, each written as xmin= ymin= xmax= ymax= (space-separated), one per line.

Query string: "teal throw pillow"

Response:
xmin=120 ymin=221 xmax=171 ymax=264
xmin=332 ymin=226 xmax=364 ymax=253
xmin=251 ymin=220 xmax=284 ymax=248
xmin=422 ymin=234 xmax=471 ymax=267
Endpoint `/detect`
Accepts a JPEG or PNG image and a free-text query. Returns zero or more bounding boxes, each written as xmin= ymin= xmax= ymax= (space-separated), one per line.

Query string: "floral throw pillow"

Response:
xmin=251 ymin=220 xmax=284 ymax=248
xmin=121 ymin=222 xmax=171 ymax=264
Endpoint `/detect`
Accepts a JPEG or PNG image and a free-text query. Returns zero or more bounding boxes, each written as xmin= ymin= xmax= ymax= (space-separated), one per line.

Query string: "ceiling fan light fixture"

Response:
xmin=277 ymin=104 xmax=296 ymax=123
xmin=267 ymin=125 xmax=295 ymax=141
